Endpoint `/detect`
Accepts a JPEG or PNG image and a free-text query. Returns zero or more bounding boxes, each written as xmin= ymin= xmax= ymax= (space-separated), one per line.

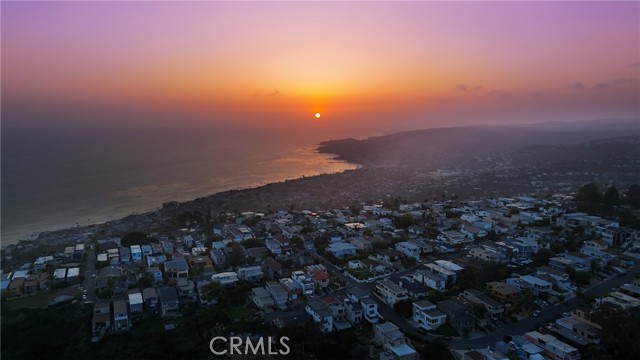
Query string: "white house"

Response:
xmin=326 ymin=242 xmax=357 ymax=258
xmin=305 ymin=300 xmax=334 ymax=333
xmin=210 ymin=272 xmax=239 ymax=286
xmin=375 ymin=279 xmax=409 ymax=306
xmin=412 ymin=300 xmax=446 ymax=330
xmin=237 ymin=266 xmax=264 ymax=283
xmin=395 ymin=242 xmax=421 ymax=259
xmin=411 ymin=269 xmax=446 ymax=292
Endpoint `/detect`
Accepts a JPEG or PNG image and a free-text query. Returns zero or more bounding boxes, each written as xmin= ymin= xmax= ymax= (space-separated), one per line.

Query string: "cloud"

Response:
xmin=267 ymin=89 xmax=280 ymax=97
xmin=593 ymin=83 xmax=609 ymax=91
xmin=567 ymin=82 xmax=587 ymax=90
xmin=627 ymin=62 xmax=640 ymax=68
xmin=611 ymin=78 xmax=640 ymax=87
xmin=455 ymin=83 xmax=483 ymax=92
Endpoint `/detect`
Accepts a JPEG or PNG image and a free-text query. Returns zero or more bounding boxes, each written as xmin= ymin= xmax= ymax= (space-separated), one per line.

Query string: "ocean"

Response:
xmin=1 ymin=127 xmax=363 ymax=246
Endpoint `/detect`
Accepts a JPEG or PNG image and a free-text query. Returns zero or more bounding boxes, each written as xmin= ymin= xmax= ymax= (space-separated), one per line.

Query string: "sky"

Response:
xmin=2 ymin=1 xmax=639 ymax=134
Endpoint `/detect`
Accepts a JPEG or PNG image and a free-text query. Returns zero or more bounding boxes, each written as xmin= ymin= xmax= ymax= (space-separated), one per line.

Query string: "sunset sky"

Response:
xmin=2 ymin=1 xmax=639 ymax=133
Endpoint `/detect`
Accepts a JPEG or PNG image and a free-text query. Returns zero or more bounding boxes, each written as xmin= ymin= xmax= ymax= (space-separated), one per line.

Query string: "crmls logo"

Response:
xmin=209 ymin=336 xmax=291 ymax=356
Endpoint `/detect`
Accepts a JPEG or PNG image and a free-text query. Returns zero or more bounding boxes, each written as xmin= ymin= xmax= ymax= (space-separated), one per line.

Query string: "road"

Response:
xmin=448 ymin=264 xmax=640 ymax=349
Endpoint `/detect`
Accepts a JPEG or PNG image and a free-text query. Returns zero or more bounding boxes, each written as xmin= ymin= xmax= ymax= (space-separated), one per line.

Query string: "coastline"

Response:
xmin=1 ymin=145 xmax=361 ymax=248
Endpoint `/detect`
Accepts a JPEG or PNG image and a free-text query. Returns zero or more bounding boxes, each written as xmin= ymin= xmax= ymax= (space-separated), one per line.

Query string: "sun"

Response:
xmin=315 ymin=112 xmax=321 ymax=119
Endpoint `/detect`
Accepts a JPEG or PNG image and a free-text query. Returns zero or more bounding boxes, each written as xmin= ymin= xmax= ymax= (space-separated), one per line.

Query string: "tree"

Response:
xmin=532 ymin=248 xmax=553 ymax=266
xmin=472 ymin=303 xmax=487 ymax=318
xmin=393 ymin=299 xmax=413 ymax=319
xmin=575 ymin=183 xmax=602 ymax=214
xmin=602 ymin=185 xmax=620 ymax=213
xmin=591 ymin=303 xmax=640 ymax=359
xmin=121 ymin=231 xmax=149 ymax=246
xmin=625 ymin=184 xmax=640 ymax=209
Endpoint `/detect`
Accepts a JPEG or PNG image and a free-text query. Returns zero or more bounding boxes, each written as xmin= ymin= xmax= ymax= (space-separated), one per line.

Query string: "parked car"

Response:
xmin=532 ymin=310 xmax=540 ymax=317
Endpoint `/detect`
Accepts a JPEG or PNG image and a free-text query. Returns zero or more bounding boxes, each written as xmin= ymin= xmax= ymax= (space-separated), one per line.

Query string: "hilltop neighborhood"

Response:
xmin=2 ymin=188 xmax=640 ymax=359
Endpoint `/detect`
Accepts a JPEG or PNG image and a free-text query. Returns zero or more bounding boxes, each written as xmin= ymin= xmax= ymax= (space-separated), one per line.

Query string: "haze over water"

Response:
xmin=1 ymin=127 xmax=367 ymax=245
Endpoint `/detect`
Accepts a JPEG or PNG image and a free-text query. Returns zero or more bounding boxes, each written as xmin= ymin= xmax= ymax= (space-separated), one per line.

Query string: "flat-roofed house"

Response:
xmin=376 ymin=279 xmax=409 ymax=306
xmin=128 ymin=292 xmax=144 ymax=314
xmin=113 ymin=299 xmax=131 ymax=332
xmin=251 ymin=287 xmax=275 ymax=310
xmin=413 ymin=300 xmax=446 ymax=331
xmin=158 ymin=287 xmax=179 ymax=317
xmin=92 ymin=302 xmax=112 ymax=342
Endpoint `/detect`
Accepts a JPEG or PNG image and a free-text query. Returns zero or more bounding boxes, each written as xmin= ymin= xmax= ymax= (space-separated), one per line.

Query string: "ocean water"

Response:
xmin=1 ymin=127 xmax=360 ymax=245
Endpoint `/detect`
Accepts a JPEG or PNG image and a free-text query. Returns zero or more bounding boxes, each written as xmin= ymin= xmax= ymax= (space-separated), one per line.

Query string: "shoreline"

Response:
xmin=1 ymin=145 xmax=362 ymax=249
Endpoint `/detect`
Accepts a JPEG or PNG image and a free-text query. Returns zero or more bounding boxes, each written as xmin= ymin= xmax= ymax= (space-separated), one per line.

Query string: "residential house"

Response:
xmin=251 ymin=287 xmax=275 ymax=310
xmin=343 ymin=298 xmax=363 ymax=324
xmin=210 ymin=272 xmax=239 ymax=286
xmin=119 ymin=247 xmax=131 ymax=263
xmin=158 ymin=287 xmax=180 ymax=317
xmin=438 ymin=230 xmax=470 ymax=245
xmin=462 ymin=289 xmax=505 ymax=319
xmin=23 ymin=276 xmax=38 ymax=296
xmin=411 ymin=269 xmax=446 ymax=292
xmin=262 ymin=258 xmax=283 ymax=280
xmin=146 ymin=254 xmax=167 ymax=268
xmin=163 ymin=258 xmax=189 ymax=280
xmin=468 ymin=246 xmax=506 ymax=263
xmin=395 ymin=242 xmax=421 ymax=259
xmin=399 ymin=280 xmax=430 ymax=299
xmin=48 ymin=285 xmax=80 ymax=306
xmin=128 ymin=292 xmax=144 ymax=314
xmin=376 ymin=249 xmax=404 ymax=265
xmin=279 ymin=278 xmax=303 ymax=300
xmin=413 ymin=300 xmax=447 ymax=330
xmin=486 ymin=281 xmax=521 ymax=305
xmin=361 ymin=297 xmax=380 ymax=323
xmin=265 ymin=281 xmax=288 ymax=309
xmin=525 ymin=331 xmax=581 ymax=360
xmin=186 ymin=255 xmax=214 ymax=275
xmin=112 ymin=299 xmax=131 ymax=332
xmin=437 ymin=300 xmax=475 ymax=335
xmin=237 ymin=266 xmax=264 ymax=283
xmin=147 ymin=267 xmax=163 ymax=286
xmin=210 ymin=249 xmax=226 ymax=268
xmin=376 ymin=279 xmax=409 ymax=306
xmin=305 ymin=264 xmax=330 ymax=288
xmin=130 ymin=245 xmax=142 ymax=262
xmin=265 ymin=239 xmax=282 ymax=255
xmin=53 ymin=268 xmax=67 ymax=283
xmin=374 ymin=322 xmax=418 ymax=360
xmin=350 ymin=237 xmax=374 ymax=251
xmin=518 ymin=275 xmax=552 ymax=295
xmin=9 ymin=277 xmax=25 ymax=296
xmin=305 ymin=300 xmax=334 ymax=333
xmin=290 ymin=270 xmax=314 ymax=296
xmin=92 ymin=302 xmax=112 ymax=342
xmin=195 ymin=280 xmax=216 ymax=306
xmin=142 ymin=287 xmax=158 ymax=310
xmin=177 ymin=279 xmax=197 ymax=303
xmin=326 ymin=242 xmax=357 ymax=258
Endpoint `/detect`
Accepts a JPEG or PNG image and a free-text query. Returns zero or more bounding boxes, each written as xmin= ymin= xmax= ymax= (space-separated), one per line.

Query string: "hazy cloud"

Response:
xmin=267 ymin=89 xmax=280 ymax=96
xmin=567 ymin=82 xmax=587 ymax=90
xmin=611 ymin=78 xmax=640 ymax=87
xmin=456 ymin=84 xmax=483 ymax=92
xmin=593 ymin=83 xmax=609 ymax=91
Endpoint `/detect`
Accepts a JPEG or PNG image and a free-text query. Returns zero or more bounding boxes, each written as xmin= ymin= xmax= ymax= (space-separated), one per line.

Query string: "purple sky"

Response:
xmin=2 ymin=1 xmax=638 ymax=133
